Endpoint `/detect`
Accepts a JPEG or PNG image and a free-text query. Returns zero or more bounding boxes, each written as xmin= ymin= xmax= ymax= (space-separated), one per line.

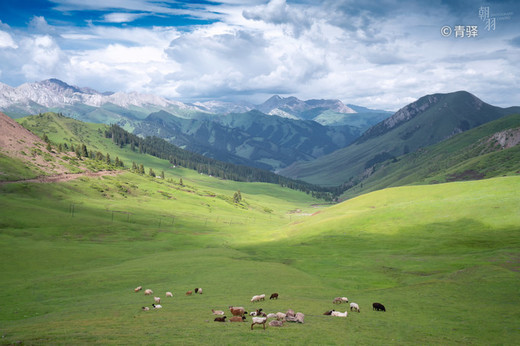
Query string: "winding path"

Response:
xmin=0 ymin=170 xmax=122 ymax=185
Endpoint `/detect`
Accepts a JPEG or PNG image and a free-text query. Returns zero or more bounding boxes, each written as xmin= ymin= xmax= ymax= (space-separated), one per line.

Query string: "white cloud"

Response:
xmin=0 ymin=31 xmax=17 ymax=48
xmin=102 ymin=12 xmax=147 ymax=23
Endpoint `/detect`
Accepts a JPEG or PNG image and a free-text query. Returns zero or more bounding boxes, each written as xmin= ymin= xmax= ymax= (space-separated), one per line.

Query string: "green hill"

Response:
xmin=341 ymin=113 xmax=520 ymax=199
xmin=279 ymin=91 xmax=520 ymax=186
xmin=135 ymin=109 xmax=358 ymax=171
xmin=15 ymin=112 xmax=337 ymax=199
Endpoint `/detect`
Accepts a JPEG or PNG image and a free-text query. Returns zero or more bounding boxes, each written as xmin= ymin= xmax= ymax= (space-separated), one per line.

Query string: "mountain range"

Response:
xmin=0 ymin=79 xmax=391 ymax=171
xmin=279 ymin=91 xmax=520 ymax=187
xmin=2 ymin=79 xmax=519 ymax=191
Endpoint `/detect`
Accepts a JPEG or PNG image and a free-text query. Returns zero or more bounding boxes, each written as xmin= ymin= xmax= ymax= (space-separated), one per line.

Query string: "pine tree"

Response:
xmin=81 ymin=144 xmax=88 ymax=157
xmin=233 ymin=190 xmax=242 ymax=203
xmin=106 ymin=153 xmax=111 ymax=165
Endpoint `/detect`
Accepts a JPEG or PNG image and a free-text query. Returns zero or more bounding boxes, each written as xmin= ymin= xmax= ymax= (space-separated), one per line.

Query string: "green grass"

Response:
xmin=1 ymin=170 xmax=519 ymax=345
xmin=341 ymin=113 xmax=520 ymax=199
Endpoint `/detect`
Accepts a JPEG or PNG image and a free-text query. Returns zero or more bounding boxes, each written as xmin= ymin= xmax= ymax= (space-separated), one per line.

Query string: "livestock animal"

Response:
xmin=144 ymin=289 xmax=153 ymax=295
xmin=323 ymin=310 xmax=335 ymax=315
xmin=142 ymin=306 xmax=150 ymax=311
xmin=373 ymin=302 xmax=386 ymax=311
xmin=251 ymin=317 xmax=267 ymax=330
xmin=229 ymin=306 xmax=247 ymax=316
xmin=230 ymin=316 xmax=246 ymax=322
xmin=154 ymin=297 xmax=161 ymax=304
xmin=166 ymin=292 xmax=173 ymax=298
xmin=285 ymin=309 xmax=295 ymax=318
xmin=275 ymin=312 xmax=286 ymax=320
xmin=250 ymin=309 xmax=263 ymax=316
xmin=186 ymin=290 xmax=193 ymax=296
xmin=214 ymin=316 xmax=227 ymax=322
xmin=251 ymin=294 xmax=265 ymax=302
xmin=134 ymin=286 xmax=142 ymax=292
xmin=195 ymin=288 xmax=203 ymax=294
xmin=269 ymin=293 xmax=279 ymax=300
xmin=350 ymin=302 xmax=360 ymax=312
xmin=331 ymin=311 xmax=348 ymax=317
xmin=212 ymin=309 xmax=225 ymax=315
xmin=266 ymin=313 xmax=277 ymax=319
xmin=152 ymin=303 xmax=162 ymax=309
xmin=269 ymin=320 xmax=284 ymax=327
xmin=286 ymin=310 xmax=304 ymax=323
xmin=333 ymin=297 xmax=348 ymax=304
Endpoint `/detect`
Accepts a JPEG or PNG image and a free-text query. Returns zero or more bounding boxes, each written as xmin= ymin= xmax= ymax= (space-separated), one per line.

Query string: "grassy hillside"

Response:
xmin=280 ymin=91 xmax=520 ymax=186
xmin=342 ymin=113 xmax=520 ymax=199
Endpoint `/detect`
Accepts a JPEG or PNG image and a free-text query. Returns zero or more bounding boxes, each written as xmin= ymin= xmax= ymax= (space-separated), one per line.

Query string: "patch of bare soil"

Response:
xmin=0 ymin=112 xmax=84 ymax=176
xmin=0 ymin=170 xmax=122 ymax=185
xmin=446 ymin=170 xmax=485 ymax=182
xmin=1 ymin=112 xmax=123 ymax=184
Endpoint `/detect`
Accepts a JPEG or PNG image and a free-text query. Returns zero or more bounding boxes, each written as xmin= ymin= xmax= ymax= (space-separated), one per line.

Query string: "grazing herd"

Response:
xmin=135 ymin=285 xmax=386 ymax=330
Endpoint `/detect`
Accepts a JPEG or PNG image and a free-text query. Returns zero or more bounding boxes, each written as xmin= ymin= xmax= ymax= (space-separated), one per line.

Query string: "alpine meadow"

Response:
xmin=0 ymin=106 xmax=519 ymax=345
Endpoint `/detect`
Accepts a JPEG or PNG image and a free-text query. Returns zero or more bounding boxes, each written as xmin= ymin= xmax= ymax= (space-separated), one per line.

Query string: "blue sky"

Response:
xmin=0 ymin=0 xmax=518 ymax=110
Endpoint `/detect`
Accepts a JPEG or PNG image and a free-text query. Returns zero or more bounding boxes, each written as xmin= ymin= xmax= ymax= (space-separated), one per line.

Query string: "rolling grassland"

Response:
xmin=1 ymin=168 xmax=518 ymax=344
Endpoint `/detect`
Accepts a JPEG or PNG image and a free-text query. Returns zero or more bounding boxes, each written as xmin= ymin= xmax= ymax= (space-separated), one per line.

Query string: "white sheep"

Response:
xmin=251 ymin=295 xmax=262 ymax=302
xmin=275 ymin=312 xmax=286 ymax=320
xmin=251 ymin=316 xmax=267 ymax=330
xmin=166 ymin=292 xmax=173 ymax=298
xmin=331 ymin=310 xmax=348 ymax=317
xmin=266 ymin=313 xmax=277 ymax=319
xmin=144 ymin=289 xmax=153 ymax=295
xmin=341 ymin=297 xmax=349 ymax=303
xmin=142 ymin=306 xmax=150 ymax=311
xmin=152 ymin=303 xmax=162 ymax=309
xmin=154 ymin=297 xmax=161 ymax=304
xmin=350 ymin=302 xmax=360 ymax=312
xmin=134 ymin=286 xmax=143 ymax=292
xmin=212 ymin=309 xmax=225 ymax=315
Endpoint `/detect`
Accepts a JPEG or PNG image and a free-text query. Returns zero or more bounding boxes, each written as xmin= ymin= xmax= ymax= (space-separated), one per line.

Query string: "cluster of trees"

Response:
xmin=104 ymin=124 xmax=343 ymax=201
xmin=45 ymin=133 xmax=125 ymax=169
xmin=130 ymin=162 xmax=165 ymax=179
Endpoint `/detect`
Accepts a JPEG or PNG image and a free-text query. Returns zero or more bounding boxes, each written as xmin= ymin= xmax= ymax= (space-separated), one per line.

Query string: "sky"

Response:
xmin=0 ymin=0 xmax=518 ymax=110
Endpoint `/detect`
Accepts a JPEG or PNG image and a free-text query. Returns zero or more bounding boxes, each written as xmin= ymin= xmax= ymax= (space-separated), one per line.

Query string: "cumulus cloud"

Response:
xmin=21 ymin=35 xmax=67 ymax=80
xmin=242 ymin=0 xmax=313 ymax=36
xmin=0 ymin=31 xmax=17 ymax=49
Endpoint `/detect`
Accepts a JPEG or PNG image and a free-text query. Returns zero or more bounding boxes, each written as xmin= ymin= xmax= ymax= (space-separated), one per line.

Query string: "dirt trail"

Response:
xmin=0 ymin=170 xmax=122 ymax=185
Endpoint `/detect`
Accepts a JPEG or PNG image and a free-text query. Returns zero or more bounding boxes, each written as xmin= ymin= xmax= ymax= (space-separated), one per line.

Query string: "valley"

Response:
xmin=0 ymin=108 xmax=519 ymax=344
